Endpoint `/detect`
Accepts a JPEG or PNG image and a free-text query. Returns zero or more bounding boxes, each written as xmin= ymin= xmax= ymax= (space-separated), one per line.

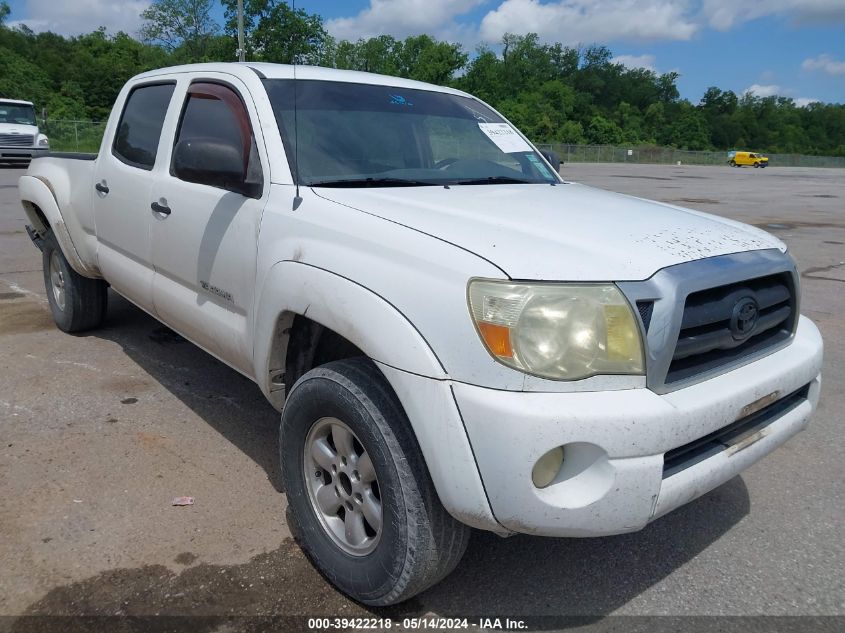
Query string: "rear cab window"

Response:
xmin=112 ymin=83 xmax=176 ymax=170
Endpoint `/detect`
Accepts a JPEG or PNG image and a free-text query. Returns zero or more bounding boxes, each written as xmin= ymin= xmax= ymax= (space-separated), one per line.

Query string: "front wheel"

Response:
xmin=42 ymin=231 xmax=108 ymax=332
xmin=281 ymin=358 xmax=470 ymax=605
xmin=753 ymin=162 xmax=760 ymax=168
xmin=729 ymin=160 xmax=737 ymax=167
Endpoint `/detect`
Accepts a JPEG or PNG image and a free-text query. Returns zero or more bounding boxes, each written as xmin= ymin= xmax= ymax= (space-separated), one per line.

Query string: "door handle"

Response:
xmin=150 ymin=201 xmax=171 ymax=216
xmin=95 ymin=182 xmax=109 ymax=194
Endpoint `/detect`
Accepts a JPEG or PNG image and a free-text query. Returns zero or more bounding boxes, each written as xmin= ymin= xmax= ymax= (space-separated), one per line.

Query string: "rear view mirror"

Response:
xmin=540 ymin=150 xmax=562 ymax=172
xmin=172 ymin=138 xmax=261 ymax=199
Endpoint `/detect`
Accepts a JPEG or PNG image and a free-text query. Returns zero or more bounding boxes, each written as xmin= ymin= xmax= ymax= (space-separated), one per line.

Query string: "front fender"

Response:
xmin=253 ymin=260 xmax=502 ymax=532
xmin=254 ymin=260 xmax=446 ymax=406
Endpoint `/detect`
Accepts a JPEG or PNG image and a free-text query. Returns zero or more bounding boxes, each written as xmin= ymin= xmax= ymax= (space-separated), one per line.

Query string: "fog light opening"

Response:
xmin=532 ymin=446 xmax=565 ymax=489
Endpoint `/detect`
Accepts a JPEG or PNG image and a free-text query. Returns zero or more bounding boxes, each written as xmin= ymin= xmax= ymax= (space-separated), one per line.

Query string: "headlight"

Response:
xmin=38 ymin=136 xmax=49 ymax=147
xmin=468 ymin=280 xmax=644 ymax=380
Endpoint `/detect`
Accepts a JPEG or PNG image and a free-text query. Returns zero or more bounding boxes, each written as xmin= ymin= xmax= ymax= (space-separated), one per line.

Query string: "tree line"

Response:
xmin=1 ymin=0 xmax=843 ymax=156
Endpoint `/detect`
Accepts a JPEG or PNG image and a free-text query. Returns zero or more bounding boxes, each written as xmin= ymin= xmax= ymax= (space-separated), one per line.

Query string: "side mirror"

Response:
xmin=173 ymin=138 xmax=261 ymax=198
xmin=539 ymin=149 xmax=561 ymax=172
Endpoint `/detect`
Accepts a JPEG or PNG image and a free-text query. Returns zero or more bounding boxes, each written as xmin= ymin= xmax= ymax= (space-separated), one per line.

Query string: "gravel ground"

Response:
xmin=0 ymin=162 xmax=842 ymax=630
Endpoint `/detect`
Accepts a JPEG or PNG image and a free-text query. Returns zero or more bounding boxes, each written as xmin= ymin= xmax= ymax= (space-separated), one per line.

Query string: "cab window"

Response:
xmin=113 ymin=83 xmax=175 ymax=170
xmin=171 ymin=82 xmax=262 ymax=197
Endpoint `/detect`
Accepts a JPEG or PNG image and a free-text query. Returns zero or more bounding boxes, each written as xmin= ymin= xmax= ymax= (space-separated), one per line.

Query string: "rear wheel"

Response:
xmin=42 ymin=231 xmax=108 ymax=332
xmin=281 ymin=358 xmax=470 ymax=605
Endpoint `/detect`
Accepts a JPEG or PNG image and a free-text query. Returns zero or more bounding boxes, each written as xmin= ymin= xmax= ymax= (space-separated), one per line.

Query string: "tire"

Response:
xmin=281 ymin=358 xmax=470 ymax=606
xmin=729 ymin=160 xmax=736 ymax=167
xmin=753 ymin=162 xmax=759 ymax=168
xmin=42 ymin=230 xmax=108 ymax=332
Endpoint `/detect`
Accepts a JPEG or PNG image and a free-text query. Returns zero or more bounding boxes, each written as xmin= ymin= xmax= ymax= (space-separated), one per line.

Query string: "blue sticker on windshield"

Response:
xmin=527 ymin=153 xmax=553 ymax=179
xmin=389 ymin=94 xmax=413 ymax=106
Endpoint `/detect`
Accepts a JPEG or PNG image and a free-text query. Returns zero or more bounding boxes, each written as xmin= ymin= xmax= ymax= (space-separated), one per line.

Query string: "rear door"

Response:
xmin=149 ymin=77 xmax=268 ymax=376
xmin=93 ymin=81 xmax=177 ymax=313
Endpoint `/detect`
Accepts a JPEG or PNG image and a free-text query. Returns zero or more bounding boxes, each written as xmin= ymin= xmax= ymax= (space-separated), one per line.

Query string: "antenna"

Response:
xmin=292 ymin=0 xmax=302 ymax=208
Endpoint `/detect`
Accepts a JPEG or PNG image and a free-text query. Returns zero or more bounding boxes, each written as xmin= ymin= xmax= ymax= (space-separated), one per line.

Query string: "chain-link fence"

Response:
xmin=39 ymin=119 xmax=845 ymax=168
xmin=535 ymin=143 xmax=845 ymax=168
xmin=42 ymin=120 xmax=107 ymax=153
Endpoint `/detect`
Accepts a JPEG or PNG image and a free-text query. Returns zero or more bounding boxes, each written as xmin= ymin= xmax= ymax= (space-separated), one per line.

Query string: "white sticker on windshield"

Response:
xmin=478 ymin=123 xmax=532 ymax=153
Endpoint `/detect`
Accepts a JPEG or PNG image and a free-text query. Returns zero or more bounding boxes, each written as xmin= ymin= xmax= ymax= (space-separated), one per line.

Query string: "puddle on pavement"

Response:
xmin=802 ymin=262 xmax=845 ymax=284
xmin=676 ymin=197 xmax=721 ymax=204
xmin=753 ymin=220 xmax=845 ymax=231
xmin=610 ymin=174 xmax=672 ymax=181
xmin=11 ymin=539 xmax=384 ymax=623
xmin=0 ymin=300 xmax=53 ymax=335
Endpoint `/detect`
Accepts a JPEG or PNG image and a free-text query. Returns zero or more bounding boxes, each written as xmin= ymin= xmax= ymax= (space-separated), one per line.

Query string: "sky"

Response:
xmin=5 ymin=0 xmax=845 ymax=105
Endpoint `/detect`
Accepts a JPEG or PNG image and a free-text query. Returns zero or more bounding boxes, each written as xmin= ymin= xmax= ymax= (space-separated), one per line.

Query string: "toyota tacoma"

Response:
xmin=18 ymin=63 xmax=823 ymax=606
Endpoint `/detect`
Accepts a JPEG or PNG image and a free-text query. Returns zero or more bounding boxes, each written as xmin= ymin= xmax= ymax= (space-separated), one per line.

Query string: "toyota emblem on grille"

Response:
xmin=730 ymin=297 xmax=759 ymax=340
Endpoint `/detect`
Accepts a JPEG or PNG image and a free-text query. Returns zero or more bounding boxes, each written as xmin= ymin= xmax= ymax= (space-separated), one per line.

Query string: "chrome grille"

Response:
xmin=617 ymin=249 xmax=799 ymax=394
xmin=0 ymin=134 xmax=35 ymax=147
xmin=666 ymin=273 xmax=796 ymax=385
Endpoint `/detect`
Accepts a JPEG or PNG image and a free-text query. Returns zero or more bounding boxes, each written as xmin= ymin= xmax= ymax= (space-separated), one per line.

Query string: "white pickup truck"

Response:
xmin=19 ymin=63 xmax=823 ymax=605
xmin=0 ymin=98 xmax=49 ymax=164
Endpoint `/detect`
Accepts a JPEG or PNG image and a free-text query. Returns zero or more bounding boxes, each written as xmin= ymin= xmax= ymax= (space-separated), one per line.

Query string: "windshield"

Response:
xmin=263 ymin=79 xmax=558 ymax=187
xmin=0 ymin=103 xmax=37 ymax=126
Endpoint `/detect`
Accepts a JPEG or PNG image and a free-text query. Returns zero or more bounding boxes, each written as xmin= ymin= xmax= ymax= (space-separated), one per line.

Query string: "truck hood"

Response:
xmin=0 ymin=123 xmax=38 ymax=136
xmin=315 ymin=182 xmax=783 ymax=281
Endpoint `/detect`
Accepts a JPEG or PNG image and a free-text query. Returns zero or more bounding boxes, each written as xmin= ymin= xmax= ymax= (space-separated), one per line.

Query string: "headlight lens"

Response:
xmin=468 ymin=280 xmax=644 ymax=380
xmin=38 ymin=136 xmax=49 ymax=147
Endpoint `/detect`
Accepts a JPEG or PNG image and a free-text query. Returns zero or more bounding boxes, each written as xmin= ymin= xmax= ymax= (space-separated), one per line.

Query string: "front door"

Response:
xmin=150 ymin=78 xmax=268 ymax=376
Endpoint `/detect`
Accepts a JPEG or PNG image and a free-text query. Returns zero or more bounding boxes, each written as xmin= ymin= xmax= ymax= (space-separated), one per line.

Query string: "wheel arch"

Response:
xmin=255 ymin=261 xmax=500 ymax=531
xmin=254 ymin=260 xmax=447 ymax=411
xmin=18 ymin=175 xmax=100 ymax=278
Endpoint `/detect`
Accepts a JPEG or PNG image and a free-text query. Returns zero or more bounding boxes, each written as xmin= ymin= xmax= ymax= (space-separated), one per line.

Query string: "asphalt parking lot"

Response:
xmin=0 ymin=162 xmax=843 ymax=628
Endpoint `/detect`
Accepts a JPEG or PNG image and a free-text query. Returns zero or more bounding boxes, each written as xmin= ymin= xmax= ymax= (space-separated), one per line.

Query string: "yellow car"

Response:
xmin=728 ymin=151 xmax=769 ymax=168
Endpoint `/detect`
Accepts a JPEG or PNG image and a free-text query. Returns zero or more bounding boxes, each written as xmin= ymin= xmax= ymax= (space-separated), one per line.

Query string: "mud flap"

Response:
xmin=25 ymin=225 xmax=44 ymax=251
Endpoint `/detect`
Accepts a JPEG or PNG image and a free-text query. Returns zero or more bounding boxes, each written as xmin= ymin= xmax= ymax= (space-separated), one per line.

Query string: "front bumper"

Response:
xmin=454 ymin=315 xmax=823 ymax=537
xmin=0 ymin=147 xmax=48 ymax=161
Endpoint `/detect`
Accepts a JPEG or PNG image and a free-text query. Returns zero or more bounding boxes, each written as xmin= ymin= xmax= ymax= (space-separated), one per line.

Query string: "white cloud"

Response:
xmin=744 ymin=84 xmax=781 ymax=97
xmin=478 ymin=0 xmax=698 ymax=45
xmin=803 ymin=54 xmax=845 ymax=77
xmin=11 ymin=0 xmax=150 ymax=36
xmin=702 ymin=0 xmax=845 ymax=30
xmin=322 ymin=1 xmax=844 ymax=51
xmin=612 ymin=54 xmax=657 ymax=72
xmin=326 ymin=0 xmax=485 ymax=41
xmin=744 ymin=85 xmax=822 ymax=106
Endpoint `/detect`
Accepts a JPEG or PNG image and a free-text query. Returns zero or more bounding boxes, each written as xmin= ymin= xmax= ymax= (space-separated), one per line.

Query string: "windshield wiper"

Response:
xmin=453 ymin=176 xmax=535 ymax=185
xmin=309 ymin=177 xmax=438 ymax=188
